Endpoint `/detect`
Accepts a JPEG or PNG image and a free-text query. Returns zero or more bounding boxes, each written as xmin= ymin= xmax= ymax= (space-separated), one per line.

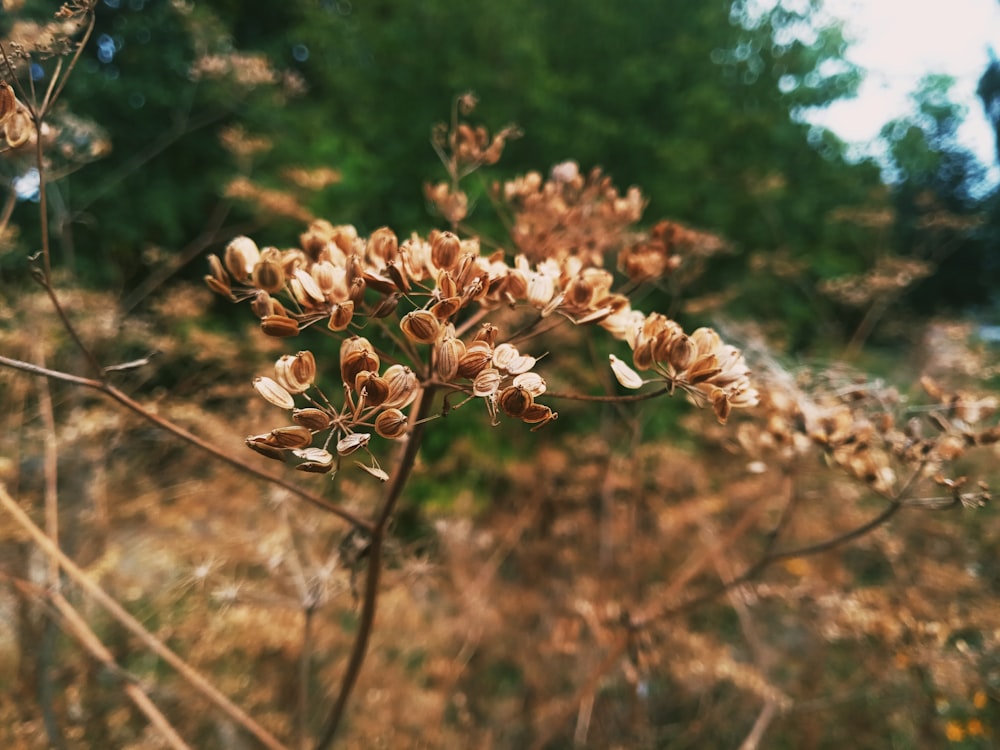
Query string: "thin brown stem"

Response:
xmin=47 ymin=590 xmax=194 ymax=750
xmin=0 ymin=354 xmax=374 ymax=532
xmin=34 ymin=345 xmax=60 ymax=588
xmin=314 ymin=386 xmax=435 ymax=749
xmin=0 ymin=484 xmax=289 ymax=750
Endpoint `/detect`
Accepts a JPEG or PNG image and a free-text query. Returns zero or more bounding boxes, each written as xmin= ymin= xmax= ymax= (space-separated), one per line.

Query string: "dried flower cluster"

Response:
xmin=819 ymin=256 xmax=933 ymax=308
xmin=206 ymin=154 xmax=759 ymax=476
xmin=737 ymin=367 xmax=996 ymax=503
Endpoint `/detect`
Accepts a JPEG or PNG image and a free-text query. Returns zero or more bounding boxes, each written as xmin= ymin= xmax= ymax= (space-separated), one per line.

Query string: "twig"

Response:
xmin=0 ymin=484 xmax=290 ymax=750
xmin=47 ymin=589 xmax=194 ymax=750
xmin=0 ymin=354 xmax=374 ymax=532
xmin=314 ymin=386 xmax=435 ymax=749
xmin=34 ymin=345 xmax=60 ymax=588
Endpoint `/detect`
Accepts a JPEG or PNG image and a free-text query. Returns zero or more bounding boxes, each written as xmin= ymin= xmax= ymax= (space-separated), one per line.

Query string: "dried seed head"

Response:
xmin=336 ymin=432 xmax=371 ymax=456
xmin=294 ymin=447 xmax=335 ymax=473
xmin=342 ymin=349 xmax=381 ymax=389
xmin=375 ymin=408 xmax=408 ymax=439
xmin=275 ymin=351 xmax=316 ymax=393
xmin=498 ymin=385 xmax=534 ymax=418
xmin=400 ymin=310 xmax=441 ymax=344
xmin=430 ymin=296 xmax=463 ymax=321
xmin=293 ymin=407 xmax=332 ymax=431
xmin=434 ymin=336 xmax=466 ymax=381
xmin=328 ymin=301 xmax=355 ymax=331
xmin=437 ymin=270 xmax=458 ymax=298
xmin=367 ymin=226 xmax=399 ymax=264
xmin=254 ymin=376 xmax=296 ymax=410
xmin=431 ymin=230 xmax=461 ymax=271
xmin=291 ymin=268 xmax=326 ymax=307
xmin=252 ymin=254 xmax=286 ymax=294
xmin=513 ymin=371 xmax=546 ymax=396
xmin=382 ymin=364 xmax=419 ymax=408
xmin=473 ymin=368 xmax=502 ymax=398
xmin=268 ymin=425 xmax=314 ymax=449
xmin=458 ymin=340 xmax=493 ymax=379
xmin=260 ymin=314 xmax=300 ymax=338
xmin=225 ymin=236 xmax=261 ymax=280
xmin=667 ymin=334 xmax=695 ymax=372
xmin=473 ymin=324 xmax=499 ymax=346
xmin=355 ymin=371 xmax=390 ymax=407
xmin=522 ymin=402 xmax=555 ymax=424
xmin=247 ymin=437 xmax=286 ymax=461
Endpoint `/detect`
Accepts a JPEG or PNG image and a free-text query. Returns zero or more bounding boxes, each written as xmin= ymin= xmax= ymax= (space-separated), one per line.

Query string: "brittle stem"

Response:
xmin=315 ymin=385 xmax=435 ymax=749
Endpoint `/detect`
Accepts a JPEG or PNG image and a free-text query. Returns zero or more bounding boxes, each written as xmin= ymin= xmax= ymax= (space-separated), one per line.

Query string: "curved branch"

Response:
xmin=0 ymin=354 xmax=374 ymax=532
xmin=0 ymin=485 xmax=288 ymax=750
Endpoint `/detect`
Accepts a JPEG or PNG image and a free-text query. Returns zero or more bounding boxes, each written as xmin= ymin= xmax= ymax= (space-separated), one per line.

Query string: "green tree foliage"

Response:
xmin=5 ymin=0 xmax=896 ymax=346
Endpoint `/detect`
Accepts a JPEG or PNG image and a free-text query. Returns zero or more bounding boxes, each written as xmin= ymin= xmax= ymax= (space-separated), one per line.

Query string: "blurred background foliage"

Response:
xmin=2 ymin=0 xmax=1000 ymax=747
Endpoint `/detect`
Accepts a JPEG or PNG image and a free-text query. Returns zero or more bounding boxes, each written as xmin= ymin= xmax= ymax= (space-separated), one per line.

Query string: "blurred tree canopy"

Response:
xmin=2 ymin=0 xmax=997 ymax=345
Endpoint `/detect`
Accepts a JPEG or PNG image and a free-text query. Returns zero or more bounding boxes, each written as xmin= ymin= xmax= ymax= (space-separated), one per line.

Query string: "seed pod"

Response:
xmin=526 ymin=272 xmax=556 ymax=309
xmin=437 ymin=270 xmax=458 ymax=299
xmin=666 ymin=334 xmax=694 ymax=372
xmin=328 ymin=301 xmax=355 ymax=331
xmin=513 ymin=372 xmax=546 ymax=396
xmin=293 ymin=447 xmax=335 ymax=472
xmin=367 ymin=226 xmax=399 ymax=263
xmin=342 ymin=349 xmax=380 ymax=389
xmin=609 ymin=355 xmax=643 ymax=390
xmin=434 ymin=336 xmax=466 ymax=381
xmin=430 ymin=296 xmax=462 ymax=321
xmin=225 ymin=236 xmax=261 ymax=280
xmin=498 ymin=385 xmax=533 ymax=418
xmin=385 ymin=261 xmax=410 ymax=293
xmin=473 ymin=368 xmax=501 ymax=398
xmin=521 ymin=403 xmax=555 ymax=425
xmin=431 ymin=230 xmax=461 ymax=271
xmin=341 ymin=336 xmax=372 ymax=363
xmin=686 ymin=354 xmax=721 ymax=384
xmin=457 ymin=340 xmax=493 ymax=379
xmin=382 ymin=364 xmax=419 ymax=408
xmin=254 ymin=376 xmax=296 ymax=410
xmin=275 ymin=351 xmax=316 ymax=393
xmin=400 ymin=310 xmax=441 ymax=344
xmin=473 ymin=324 xmax=498 ymax=346
xmin=375 ymin=408 xmax=408 ymax=439
xmin=336 ymin=432 xmax=371 ymax=456
xmin=246 ymin=437 xmax=286 ymax=461
xmin=252 ymin=257 xmax=285 ymax=294
xmin=355 ymin=371 xmax=390 ymax=407
xmin=492 ymin=343 xmax=519 ymax=371
xmin=268 ymin=425 xmax=314 ymax=450
xmin=293 ymin=407 xmax=332 ymax=431
xmin=260 ymin=314 xmax=300 ymax=338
